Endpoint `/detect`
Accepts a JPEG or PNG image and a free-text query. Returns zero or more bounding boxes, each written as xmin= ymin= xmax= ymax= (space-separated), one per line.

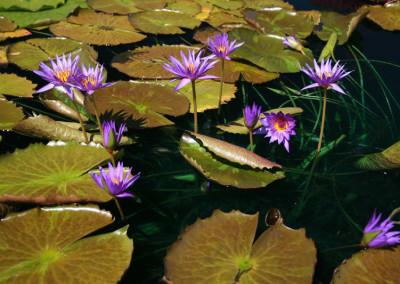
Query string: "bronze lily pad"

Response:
xmin=0 ymin=98 xmax=24 ymax=130
xmin=364 ymin=4 xmax=400 ymax=31
xmin=356 ymin=141 xmax=400 ymax=170
xmin=0 ymin=73 xmax=36 ymax=97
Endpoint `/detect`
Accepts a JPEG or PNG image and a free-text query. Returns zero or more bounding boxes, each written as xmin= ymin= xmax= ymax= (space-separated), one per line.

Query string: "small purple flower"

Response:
xmin=244 ymin=102 xmax=261 ymax=130
xmin=361 ymin=210 xmax=400 ymax=248
xmin=163 ymin=49 xmax=218 ymax=91
xmin=103 ymin=121 xmax=125 ymax=152
xmin=206 ymin=33 xmax=244 ymax=60
xmin=300 ymin=58 xmax=352 ymax=94
xmin=75 ymin=63 xmax=116 ymax=95
xmin=33 ymin=53 xmax=81 ymax=100
xmin=282 ymin=36 xmax=302 ymax=51
xmin=253 ymin=111 xmax=296 ymax=152
xmin=89 ymin=161 xmax=140 ymax=198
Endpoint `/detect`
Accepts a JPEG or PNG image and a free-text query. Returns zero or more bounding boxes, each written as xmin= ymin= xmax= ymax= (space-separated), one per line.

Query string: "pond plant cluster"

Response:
xmin=1 ymin=0 xmax=400 ymax=283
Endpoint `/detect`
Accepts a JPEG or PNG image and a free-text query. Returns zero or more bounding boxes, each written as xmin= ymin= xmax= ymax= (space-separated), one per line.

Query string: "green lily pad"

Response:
xmin=166 ymin=0 xmax=201 ymax=15
xmin=0 ymin=0 xmax=88 ymax=28
xmin=318 ymin=31 xmax=337 ymax=62
xmin=179 ymin=131 xmax=285 ymax=188
xmin=244 ymin=8 xmax=315 ymax=38
xmin=8 ymin=37 xmax=98 ymax=71
xmin=314 ymin=10 xmax=368 ymax=45
xmin=0 ymin=141 xmax=112 ymax=204
xmin=129 ymin=9 xmax=201 ymax=34
xmin=164 ymin=209 xmax=316 ymax=282
xmin=0 ymin=17 xmax=17 ymax=32
xmin=205 ymin=11 xmax=247 ymax=28
xmin=0 ymin=98 xmax=24 ymax=130
xmin=0 ymin=45 xmax=7 ymax=65
xmin=216 ymin=107 xmax=303 ymax=134
xmin=332 ymin=247 xmax=400 ymax=283
xmin=0 ymin=205 xmax=133 ymax=283
xmin=49 ymin=8 xmax=146 ymax=45
xmin=244 ymin=0 xmax=294 ymax=10
xmin=88 ymin=0 xmax=166 ymax=14
xmin=356 ymin=141 xmax=400 ymax=171
xmin=365 ymin=4 xmax=400 ymax=31
xmin=0 ymin=73 xmax=36 ymax=97
xmin=208 ymin=0 xmax=244 ymax=10
xmin=228 ymin=28 xmax=314 ymax=73
xmin=85 ymin=81 xmax=189 ymax=129
xmin=0 ymin=0 xmax=65 ymax=12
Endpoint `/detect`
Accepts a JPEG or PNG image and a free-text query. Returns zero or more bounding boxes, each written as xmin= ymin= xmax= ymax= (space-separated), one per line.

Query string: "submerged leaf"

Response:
xmin=179 ymin=132 xmax=285 ymax=188
xmin=0 ymin=205 xmax=133 ymax=283
xmin=356 ymin=141 xmax=400 ymax=170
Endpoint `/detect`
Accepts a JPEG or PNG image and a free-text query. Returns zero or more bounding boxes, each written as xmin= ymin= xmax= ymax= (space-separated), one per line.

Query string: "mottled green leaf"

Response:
xmin=0 ymin=98 xmax=24 ymax=130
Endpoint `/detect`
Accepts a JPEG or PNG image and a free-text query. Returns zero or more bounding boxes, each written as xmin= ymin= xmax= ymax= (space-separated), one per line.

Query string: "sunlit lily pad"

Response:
xmin=85 ymin=81 xmax=189 ymax=129
xmin=244 ymin=0 xmax=294 ymax=10
xmin=129 ymin=9 xmax=201 ymax=34
xmin=0 ymin=98 xmax=24 ymax=130
xmin=0 ymin=205 xmax=133 ymax=283
xmin=208 ymin=0 xmax=244 ymax=10
xmin=0 ymin=0 xmax=65 ymax=12
xmin=0 ymin=28 xmax=31 ymax=42
xmin=166 ymin=0 xmax=201 ymax=15
xmin=0 ymin=141 xmax=112 ymax=204
xmin=8 ymin=37 xmax=98 ymax=71
xmin=0 ymin=0 xmax=88 ymax=28
xmin=314 ymin=10 xmax=368 ymax=45
xmin=356 ymin=141 xmax=400 ymax=170
xmin=0 ymin=17 xmax=17 ymax=32
xmin=244 ymin=8 xmax=316 ymax=38
xmin=216 ymin=107 xmax=303 ymax=134
xmin=205 ymin=11 xmax=247 ymax=27
xmin=228 ymin=28 xmax=314 ymax=73
xmin=49 ymin=8 xmax=146 ymax=45
xmin=364 ymin=4 xmax=400 ymax=31
xmin=0 ymin=73 xmax=36 ymax=97
xmin=165 ymin=209 xmax=316 ymax=282
xmin=88 ymin=0 xmax=166 ymax=14
xmin=0 ymin=45 xmax=8 ymax=65
xmin=179 ymin=132 xmax=284 ymax=188
xmin=332 ymin=247 xmax=400 ymax=283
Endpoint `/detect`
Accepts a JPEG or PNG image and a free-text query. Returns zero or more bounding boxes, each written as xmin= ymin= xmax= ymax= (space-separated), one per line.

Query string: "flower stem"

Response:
xmin=316 ymin=87 xmax=328 ymax=155
xmin=91 ymin=95 xmax=104 ymax=140
xmin=249 ymin=131 xmax=254 ymax=152
xmin=217 ymin=58 xmax=225 ymax=118
xmin=71 ymin=91 xmax=89 ymax=144
xmin=191 ymin=80 xmax=198 ymax=133
xmin=109 ymin=151 xmax=116 ymax=167
xmin=112 ymin=196 xmax=125 ymax=220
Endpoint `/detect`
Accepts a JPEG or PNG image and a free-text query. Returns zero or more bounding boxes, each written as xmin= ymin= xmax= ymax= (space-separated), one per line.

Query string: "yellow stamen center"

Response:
xmin=81 ymin=76 xmax=97 ymax=88
xmin=112 ymin=178 xmax=120 ymax=186
xmin=54 ymin=69 xmax=72 ymax=82
xmin=185 ymin=63 xmax=196 ymax=74
xmin=275 ymin=119 xmax=288 ymax=132
xmin=217 ymin=45 xmax=227 ymax=54
xmin=319 ymin=72 xmax=333 ymax=80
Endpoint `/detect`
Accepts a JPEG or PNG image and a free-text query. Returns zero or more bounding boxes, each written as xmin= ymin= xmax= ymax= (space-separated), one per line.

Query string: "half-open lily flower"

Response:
xmin=244 ymin=102 xmax=261 ymax=130
xmin=89 ymin=161 xmax=140 ymax=198
xmin=254 ymin=111 xmax=296 ymax=152
xmin=206 ymin=33 xmax=244 ymax=60
xmin=75 ymin=63 xmax=116 ymax=95
xmin=33 ymin=53 xmax=81 ymax=100
xmin=300 ymin=58 xmax=352 ymax=94
xmin=282 ymin=36 xmax=303 ymax=52
xmin=103 ymin=121 xmax=125 ymax=153
xmin=362 ymin=210 xmax=400 ymax=248
xmin=163 ymin=49 xmax=218 ymax=91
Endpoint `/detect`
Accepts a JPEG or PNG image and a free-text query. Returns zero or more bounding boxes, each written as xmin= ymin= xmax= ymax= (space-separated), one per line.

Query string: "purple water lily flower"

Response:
xmin=75 ymin=63 xmax=116 ymax=95
xmin=300 ymin=58 xmax=352 ymax=94
xmin=282 ymin=36 xmax=302 ymax=51
xmin=254 ymin=111 xmax=296 ymax=152
xmin=244 ymin=102 xmax=261 ymax=130
xmin=206 ymin=33 xmax=244 ymax=60
xmin=89 ymin=161 xmax=140 ymax=198
xmin=103 ymin=121 xmax=125 ymax=152
xmin=162 ymin=49 xmax=218 ymax=91
xmin=33 ymin=53 xmax=81 ymax=100
xmin=361 ymin=210 xmax=400 ymax=248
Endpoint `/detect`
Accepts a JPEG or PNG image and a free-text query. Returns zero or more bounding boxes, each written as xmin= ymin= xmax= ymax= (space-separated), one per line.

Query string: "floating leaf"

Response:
xmin=0 ymin=0 xmax=88 ymax=28
xmin=129 ymin=9 xmax=201 ymax=34
xmin=0 ymin=0 xmax=65 ymax=12
xmin=208 ymin=0 xmax=244 ymax=10
xmin=179 ymin=132 xmax=284 ymax=188
xmin=0 ymin=141 xmax=112 ymax=204
xmin=205 ymin=11 xmax=247 ymax=27
xmin=0 ymin=28 xmax=31 ymax=42
xmin=165 ymin=209 xmax=316 ymax=282
xmin=314 ymin=10 xmax=368 ymax=45
xmin=0 ymin=17 xmax=17 ymax=32
xmin=0 ymin=205 xmax=133 ymax=283
xmin=244 ymin=0 xmax=294 ymax=10
xmin=0 ymin=98 xmax=24 ymax=130
xmin=88 ymin=0 xmax=166 ymax=14
xmin=244 ymin=8 xmax=315 ymax=38
xmin=0 ymin=45 xmax=8 ymax=65
xmin=356 ymin=141 xmax=400 ymax=170
xmin=229 ymin=28 xmax=314 ymax=73
xmin=49 ymin=8 xmax=146 ymax=45
xmin=166 ymin=0 xmax=201 ymax=15
xmin=332 ymin=247 xmax=400 ymax=283
xmin=85 ymin=81 xmax=189 ymax=129
xmin=8 ymin=37 xmax=98 ymax=71
xmin=318 ymin=31 xmax=337 ymax=62
xmin=0 ymin=73 xmax=36 ymax=97
xmin=216 ymin=107 xmax=303 ymax=134
xmin=364 ymin=4 xmax=400 ymax=31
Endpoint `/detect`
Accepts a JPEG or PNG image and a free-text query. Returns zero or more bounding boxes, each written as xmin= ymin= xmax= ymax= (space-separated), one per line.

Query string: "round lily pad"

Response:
xmin=0 ymin=205 xmax=133 ymax=283
xmin=129 ymin=9 xmax=201 ymax=34
xmin=332 ymin=247 xmax=400 ymax=283
xmin=0 ymin=141 xmax=112 ymax=204
xmin=85 ymin=81 xmax=189 ymax=129
xmin=0 ymin=73 xmax=36 ymax=97
xmin=166 ymin=0 xmax=201 ymax=15
xmin=179 ymin=131 xmax=285 ymax=188
xmin=228 ymin=28 xmax=314 ymax=73
xmin=209 ymin=0 xmax=244 ymax=10
xmin=0 ymin=28 xmax=31 ymax=42
xmin=88 ymin=0 xmax=166 ymax=14
xmin=164 ymin=209 xmax=317 ymax=283
xmin=0 ymin=98 xmax=24 ymax=130
xmin=365 ymin=4 xmax=400 ymax=31
xmin=205 ymin=11 xmax=247 ymax=28
xmin=0 ymin=0 xmax=65 ymax=12
xmin=356 ymin=141 xmax=400 ymax=170
xmin=49 ymin=8 xmax=146 ymax=46
xmin=0 ymin=17 xmax=17 ymax=32
xmin=244 ymin=0 xmax=294 ymax=10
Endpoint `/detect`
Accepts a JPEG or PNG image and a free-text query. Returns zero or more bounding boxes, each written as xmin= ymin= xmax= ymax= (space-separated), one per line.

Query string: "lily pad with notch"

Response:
xmin=0 ymin=73 xmax=36 ymax=97
xmin=363 ymin=3 xmax=400 ymax=31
